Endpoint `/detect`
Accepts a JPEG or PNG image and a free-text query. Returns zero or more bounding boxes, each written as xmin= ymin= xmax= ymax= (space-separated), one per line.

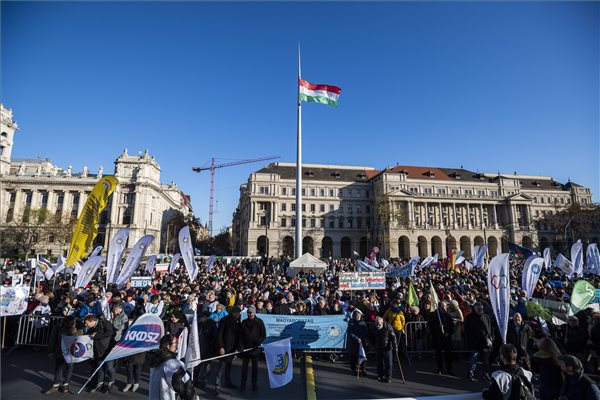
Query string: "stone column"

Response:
xmin=493 ymin=205 xmax=498 ymax=229
xmin=439 ymin=202 xmax=443 ymax=229
xmin=479 ymin=204 xmax=484 ymax=228
xmin=409 ymin=201 xmax=415 ymax=225
xmin=467 ymin=203 xmax=472 ymax=229
xmin=425 ymin=202 xmax=429 ymax=229
xmin=453 ymin=203 xmax=457 ymax=229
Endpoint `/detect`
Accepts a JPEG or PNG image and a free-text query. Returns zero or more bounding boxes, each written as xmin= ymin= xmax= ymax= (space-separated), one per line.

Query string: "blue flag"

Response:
xmin=508 ymin=242 xmax=536 ymax=258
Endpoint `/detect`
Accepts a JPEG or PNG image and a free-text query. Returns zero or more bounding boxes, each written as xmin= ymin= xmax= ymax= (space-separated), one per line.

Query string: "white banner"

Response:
xmin=179 ymin=226 xmax=199 ymax=281
xmin=61 ymin=335 xmax=94 ymax=364
xmin=419 ymin=255 xmax=436 ymax=269
xmin=75 ymin=256 xmax=104 ymax=288
xmin=185 ymin=309 xmax=201 ymax=369
xmin=571 ymin=240 xmax=583 ymax=275
xmin=206 ymin=255 xmax=216 ymax=273
xmin=169 ymin=253 xmax=181 ymax=274
xmin=106 ymin=228 xmax=129 ymax=285
xmin=89 ymin=246 xmax=103 ymax=258
xmin=339 ymin=272 xmax=386 ymax=290
xmin=104 ymin=313 xmax=164 ymax=363
xmin=488 ymin=253 xmax=510 ymax=343
xmin=521 ymin=256 xmax=544 ymax=299
xmin=555 ymin=253 xmax=574 ymax=276
xmin=586 ymin=243 xmax=600 ymax=275
xmin=543 ymin=247 xmax=552 ymax=270
xmin=263 ymin=337 xmax=293 ymax=388
xmin=54 ymin=256 xmax=67 ymax=275
xmin=474 ymin=244 xmax=488 ymax=268
xmin=145 ymin=255 xmax=157 ymax=275
xmin=0 ymin=285 xmax=30 ymax=316
xmin=115 ymin=235 xmax=154 ymax=289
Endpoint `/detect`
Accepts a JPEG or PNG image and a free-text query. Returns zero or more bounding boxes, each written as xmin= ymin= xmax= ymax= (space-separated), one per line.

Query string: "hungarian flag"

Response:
xmin=299 ymin=79 xmax=341 ymax=106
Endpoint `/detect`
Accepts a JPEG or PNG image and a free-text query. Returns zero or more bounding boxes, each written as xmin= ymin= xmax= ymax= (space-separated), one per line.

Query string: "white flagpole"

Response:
xmin=295 ymin=44 xmax=302 ymax=259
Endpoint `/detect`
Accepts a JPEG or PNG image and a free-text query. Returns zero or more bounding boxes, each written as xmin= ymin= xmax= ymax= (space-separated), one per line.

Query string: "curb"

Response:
xmin=305 ymin=355 xmax=317 ymax=400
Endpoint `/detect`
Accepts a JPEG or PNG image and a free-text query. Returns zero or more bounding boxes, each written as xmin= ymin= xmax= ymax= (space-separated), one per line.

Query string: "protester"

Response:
xmin=148 ymin=334 xmax=196 ymax=400
xmin=482 ymin=344 xmax=534 ymax=400
xmin=84 ymin=314 xmax=115 ymax=393
xmin=506 ymin=313 xmax=532 ymax=369
xmin=194 ymin=310 xmax=218 ymax=388
xmin=215 ymin=306 xmax=241 ymax=395
xmin=347 ymin=309 xmax=368 ymax=376
xmin=532 ymin=337 xmax=564 ymax=400
xmin=558 ymin=354 xmax=600 ymax=400
xmin=370 ymin=316 xmax=397 ymax=383
xmin=428 ymin=300 xmax=455 ymax=375
xmin=239 ymin=305 xmax=266 ymax=391
xmin=45 ymin=315 xmax=83 ymax=394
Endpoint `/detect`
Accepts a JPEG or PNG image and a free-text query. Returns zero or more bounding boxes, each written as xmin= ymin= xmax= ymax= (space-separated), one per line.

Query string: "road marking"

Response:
xmin=305 ymin=355 xmax=317 ymax=400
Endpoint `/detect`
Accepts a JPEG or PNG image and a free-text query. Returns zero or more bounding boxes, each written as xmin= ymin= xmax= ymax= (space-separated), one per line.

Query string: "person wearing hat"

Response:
xmin=239 ymin=305 xmax=266 ymax=391
xmin=347 ymin=309 xmax=368 ymax=376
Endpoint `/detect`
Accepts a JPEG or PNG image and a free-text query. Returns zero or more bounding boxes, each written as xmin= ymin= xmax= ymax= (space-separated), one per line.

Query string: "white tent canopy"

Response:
xmin=287 ymin=253 xmax=328 ymax=277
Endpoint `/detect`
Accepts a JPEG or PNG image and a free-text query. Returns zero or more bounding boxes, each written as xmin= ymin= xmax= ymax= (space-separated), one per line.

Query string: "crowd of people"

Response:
xmin=2 ymin=253 xmax=600 ymax=399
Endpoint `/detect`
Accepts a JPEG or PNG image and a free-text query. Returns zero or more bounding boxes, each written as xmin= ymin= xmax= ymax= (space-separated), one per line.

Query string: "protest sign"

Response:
xmin=131 ymin=276 xmax=152 ymax=288
xmin=61 ymin=335 xmax=94 ymax=364
xmin=0 ymin=285 xmax=30 ymax=316
xmin=339 ymin=272 xmax=386 ymax=290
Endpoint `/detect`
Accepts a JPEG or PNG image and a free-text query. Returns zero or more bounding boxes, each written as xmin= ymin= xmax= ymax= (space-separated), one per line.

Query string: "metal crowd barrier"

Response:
xmin=13 ymin=314 xmax=64 ymax=349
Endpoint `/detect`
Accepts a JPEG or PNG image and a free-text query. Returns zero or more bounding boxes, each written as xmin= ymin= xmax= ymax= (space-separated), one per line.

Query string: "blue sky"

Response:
xmin=2 ymin=1 xmax=598 ymax=231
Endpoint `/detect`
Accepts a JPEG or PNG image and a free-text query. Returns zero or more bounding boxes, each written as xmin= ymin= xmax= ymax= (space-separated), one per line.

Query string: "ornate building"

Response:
xmin=0 ymin=104 xmax=192 ymax=258
xmin=232 ymin=162 xmax=594 ymax=259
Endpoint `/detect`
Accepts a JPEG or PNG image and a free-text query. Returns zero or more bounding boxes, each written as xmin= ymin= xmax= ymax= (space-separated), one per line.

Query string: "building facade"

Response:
xmin=0 ymin=104 xmax=192 ymax=258
xmin=232 ymin=162 xmax=594 ymax=259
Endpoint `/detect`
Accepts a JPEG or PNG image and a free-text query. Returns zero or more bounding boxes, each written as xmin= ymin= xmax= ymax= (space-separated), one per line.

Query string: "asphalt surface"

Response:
xmin=0 ymin=348 xmax=306 ymax=400
xmin=1 ymin=348 xmax=488 ymax=400
xmin=310 ymin=352 xmax=487 ymax=400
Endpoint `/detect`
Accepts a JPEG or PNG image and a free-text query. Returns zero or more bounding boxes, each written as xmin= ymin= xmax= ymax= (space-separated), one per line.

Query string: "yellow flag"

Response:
xmin=65 ymin=176 xmax=118 ymax=266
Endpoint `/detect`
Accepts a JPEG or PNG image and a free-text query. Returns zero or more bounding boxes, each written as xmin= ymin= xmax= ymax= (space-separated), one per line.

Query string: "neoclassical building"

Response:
xmin=232 ymin=162 xmax=594 ymax=259
xmin=0 ymin=104 xmax=193 ymax=258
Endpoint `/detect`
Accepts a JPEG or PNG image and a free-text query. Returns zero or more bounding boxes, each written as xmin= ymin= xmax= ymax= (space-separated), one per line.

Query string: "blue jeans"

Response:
xmin=468 ymin=351 xmax=490 ymax=377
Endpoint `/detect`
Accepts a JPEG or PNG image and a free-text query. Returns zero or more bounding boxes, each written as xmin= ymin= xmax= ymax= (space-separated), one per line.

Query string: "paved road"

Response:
xmin=2 ymin=348 xmax=488 ymax=400
xmin=1 ymin=348 xmax=306 ymax=400
xmin=310 ymin=353 xmax=487 ymax=399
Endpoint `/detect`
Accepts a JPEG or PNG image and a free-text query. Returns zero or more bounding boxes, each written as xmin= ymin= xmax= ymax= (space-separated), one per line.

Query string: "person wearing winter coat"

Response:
xmin=506 ymin=313 xmax=532 ymax=369
xmin=482 ymin=344 xmax=534 ymax=400
xmin=44 ymin=315 xmax=83 ymax=394
xmin=84 ymin=315 xmax=115 ymax=393
xmin=464 ymin=302 xmax=495 ymax=380
xmin=370 ymin=316 xmax=397 ymax=383
xmin=111 ymin=303 xmax=129 ymax=342
xmin=532 ymin=337 xmax=563 ymax=400
xmin=428 ymin=301 xmax=455 ymax=376
xmin=215 ymin=306 xmax=241 ymax=395
xmin=194 ymin=311 xmax=219 ymax=388
xmin=347 ymin=310 xmax=368 ymax=375
xmin=564 ymin=316 xmax=589 ymax=368
xmin=148 ymin=334 xmax=196 ymax=400
xmin=559 ymin=355 xmax=600 ymax=400
xmin=239 ymin=305 xmax=266 ymax=391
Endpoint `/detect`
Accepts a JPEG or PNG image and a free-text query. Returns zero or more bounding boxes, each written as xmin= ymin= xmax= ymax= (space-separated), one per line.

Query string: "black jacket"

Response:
xmin=370 ymin=322 xmax=397 ymax=352
xmin=199 ymin=319 xmax=219 ymax=359
xmin=272 ymin=303 xmax=292 ymax=315
xmin=565 ymin=326 xmax=588 ymax=354
xmin=89 ymin=319 xmax=115 ymax=359
xmin=464 ymin=312 xmax=494 ymax=351
xmin=347 ymin=319 xmax=368 ymax=355
xmin=217 ymin=314 xmax=240 ymax=352
xmin=240 ymin=316 xmax=266 ymax=355
xmin=149 ymin=349 xmax=196 ymax=400
xmin=506 ymin=320 xmax=532 ymax=359
xmin=428 ymin=309 xmax=455 ymax=342
xmin=560 ymin=371 xmax=600 ymax=400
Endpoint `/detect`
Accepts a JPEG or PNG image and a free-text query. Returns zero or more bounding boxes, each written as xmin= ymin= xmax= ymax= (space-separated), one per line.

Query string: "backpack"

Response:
xmin=507 ymin=369 xmax=535 ymax=400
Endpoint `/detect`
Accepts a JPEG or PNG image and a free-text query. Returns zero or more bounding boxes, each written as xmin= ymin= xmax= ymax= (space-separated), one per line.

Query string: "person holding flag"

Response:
xmin=347 ymin=309 xmax=368 ymax=376
xmin=427 ymin=283 xmax=455 ymax=376
xmin=239 ymin=305 xmax=266 ymax=392
xmin=83 ymin=315 xmax=116 ymax=393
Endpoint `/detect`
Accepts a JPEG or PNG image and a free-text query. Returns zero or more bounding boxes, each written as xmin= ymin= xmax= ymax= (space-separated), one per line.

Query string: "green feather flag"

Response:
xmin=408 ymin=281 xmax=419 ymax=308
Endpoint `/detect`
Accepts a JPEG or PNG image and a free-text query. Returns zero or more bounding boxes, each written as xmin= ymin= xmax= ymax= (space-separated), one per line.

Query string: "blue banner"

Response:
xmin=549 ymin=280 xmax=563 ymax=288
xmin=257 ymin=314 xmax=347 ymax=349
xmin=593 ymin=289 xmax=600 ymax=304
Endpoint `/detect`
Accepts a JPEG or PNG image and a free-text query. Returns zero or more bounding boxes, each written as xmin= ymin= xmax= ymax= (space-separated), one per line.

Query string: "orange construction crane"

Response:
xmin=192 ymin=155 xmax=280 ymax=236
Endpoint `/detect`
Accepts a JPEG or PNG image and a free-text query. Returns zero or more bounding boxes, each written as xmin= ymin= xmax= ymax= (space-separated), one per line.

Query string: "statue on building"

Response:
xmin=65 ymin=165 xmax=72 ymax=177
xmin=82 ymin=165 xmax=88 ymax=178
xmin=143 ymin=149 xmax=150 ymax=159
xmin=17 ymin=162 xmax=25 ymax=175
xmin=51 ymin=165 xmax=58 ymax=176
xmin=97 ymin=165 xmax=103 ymax=178
xmin=122 ymin=148 xmax=128 ymax=157
xmin=35 ymin=164 xmax=42 ymax=176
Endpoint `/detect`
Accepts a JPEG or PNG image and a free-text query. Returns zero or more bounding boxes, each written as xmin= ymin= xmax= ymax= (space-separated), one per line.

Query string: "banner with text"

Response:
xmin=257 ymin=314 xmax=347 ymax=349
xmin=339 ymin=272 xmax=386 ymax=291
